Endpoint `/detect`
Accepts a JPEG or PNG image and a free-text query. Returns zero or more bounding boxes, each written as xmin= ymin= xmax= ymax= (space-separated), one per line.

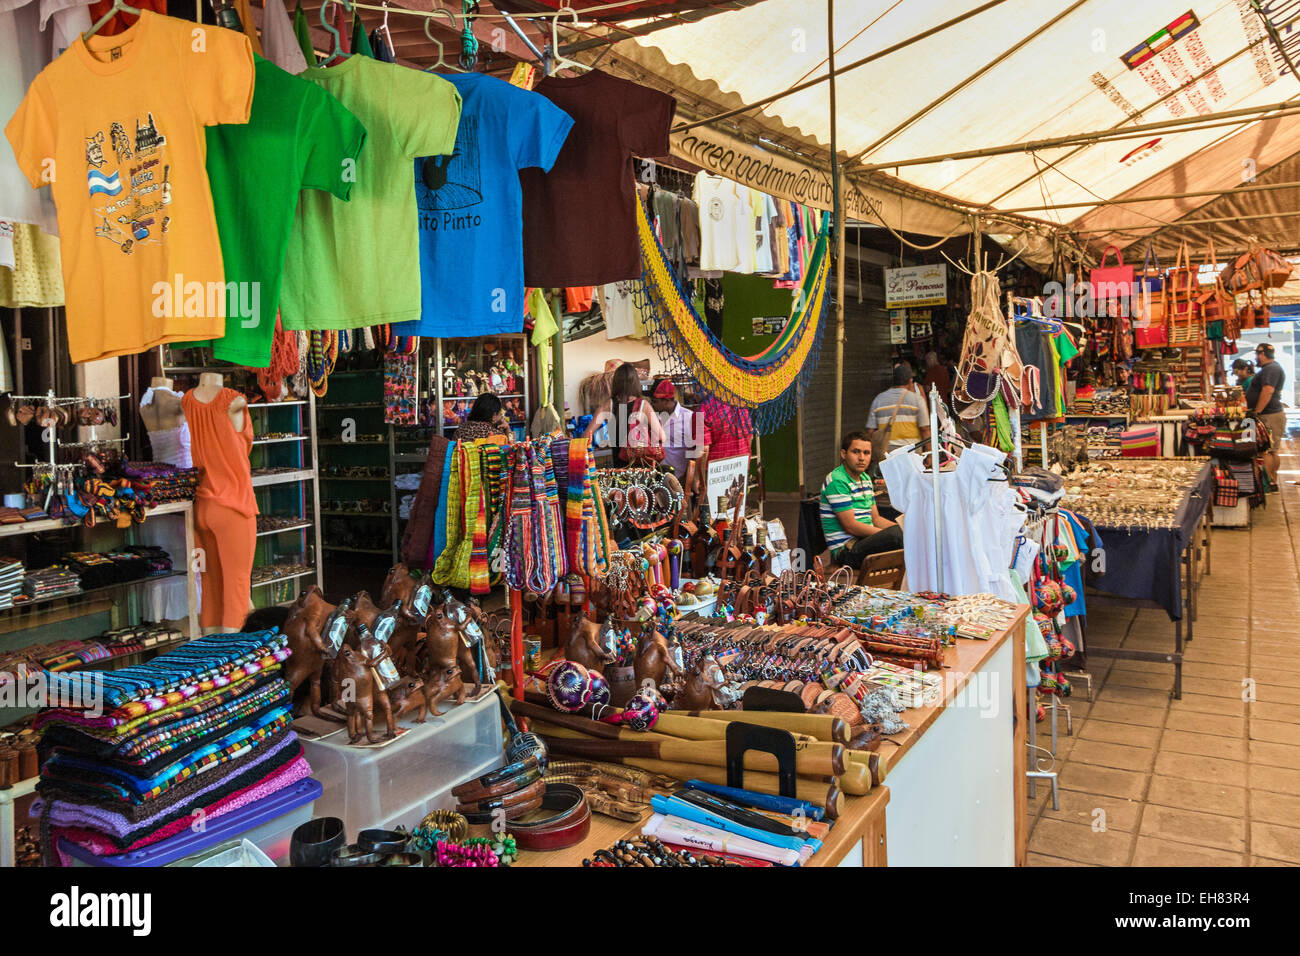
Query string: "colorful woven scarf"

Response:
xmin=431 ymin=445 xmax=466 ymax=587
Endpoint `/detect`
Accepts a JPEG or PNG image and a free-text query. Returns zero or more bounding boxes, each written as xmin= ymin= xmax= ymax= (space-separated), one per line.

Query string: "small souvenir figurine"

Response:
xmin=490 ymin=366 xmax=506 ymax=394
xmin=465 ymin=374 xmax=479 ymax=398
xmin=443 ymin=367 xmax=456 ymax=396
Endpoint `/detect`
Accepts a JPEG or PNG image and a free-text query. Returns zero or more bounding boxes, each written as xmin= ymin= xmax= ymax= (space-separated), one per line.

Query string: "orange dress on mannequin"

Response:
xmin=182 ymin=387 xmax=258 ymax=629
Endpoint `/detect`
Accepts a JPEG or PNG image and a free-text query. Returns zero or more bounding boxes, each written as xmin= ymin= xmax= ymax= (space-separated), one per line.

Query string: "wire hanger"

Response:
xmin=424 ymin=6 xmax=464 ymax=72
xmin=543 ymin=3 xmax=588 ymax=76
xmin=83 ymin=0 xmax=143 ymax=40
xmin=320 ymin=0 xmax=354 ymax=66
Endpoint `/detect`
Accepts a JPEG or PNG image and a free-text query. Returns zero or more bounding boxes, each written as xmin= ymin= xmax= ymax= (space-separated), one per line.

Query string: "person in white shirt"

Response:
xmin=649 ymin=377 xmax=707 ymax=492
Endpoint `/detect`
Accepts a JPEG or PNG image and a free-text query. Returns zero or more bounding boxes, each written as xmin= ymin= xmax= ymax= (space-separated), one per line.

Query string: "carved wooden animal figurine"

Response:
xmin=416 ymin=605 xmax=467 ymax=718
xmin=388 ymin=604 xmax=427 ymax=675
xmin=345 ymin=591 xmax=382 ymax=648
xmin=673 ymin=655 xmax=728 ymax=711
xmin=380 ymin=564 xmax=419 ymax=608
xmin=281 ymin=586 xmax=338 ymax=720
xmin=633 ymin=626 xmax=682 ymax=693
xmin=444 ymin=594 xmax=496 ymax=695
xmin=563 ymin=613 xmax=616 ymax=675
xmin=333 ymin=644 xmax=385 ymax=744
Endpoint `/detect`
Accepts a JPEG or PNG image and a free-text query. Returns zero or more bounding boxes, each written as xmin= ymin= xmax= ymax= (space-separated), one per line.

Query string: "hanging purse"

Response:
xmin=1255 ymin=243 xmax=1294 ymax=289
xmin=1135 ymin=243 xmax=1164 ymax=328
xmin=1166 ymin=240 xmax=1202 ymax=346
xmin=1090 ymin=244 xmax=1134 ymax=311
xmin=1197 ymin=237 xmax=1233 ymax=340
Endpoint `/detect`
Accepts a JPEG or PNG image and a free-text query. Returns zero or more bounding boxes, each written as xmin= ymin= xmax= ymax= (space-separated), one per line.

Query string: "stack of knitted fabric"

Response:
xmin=31 ymin=630 xmax=310 ymax=865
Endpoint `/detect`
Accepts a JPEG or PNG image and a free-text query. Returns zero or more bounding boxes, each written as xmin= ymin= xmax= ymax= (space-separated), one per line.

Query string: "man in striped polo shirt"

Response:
xmin=819 ymin=431 xmax=902 ymax=569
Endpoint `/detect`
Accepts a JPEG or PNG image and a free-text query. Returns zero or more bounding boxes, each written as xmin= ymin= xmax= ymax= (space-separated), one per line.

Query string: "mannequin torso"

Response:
xmin=189 ymin=372 xmax=246 ymax=433
xmin=139 ymin=377 xmax=184 ymax=432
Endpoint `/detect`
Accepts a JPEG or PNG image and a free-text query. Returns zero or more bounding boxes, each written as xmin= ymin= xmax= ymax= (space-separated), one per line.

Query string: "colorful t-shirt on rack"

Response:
xmin=182 ymin=55 xmax=367 ymax=367
xmin=4 ymin=11 xmax=255 ymax=363
xmin=392 ymin=72 xmax=572 ymax=340
xmin=280 ymin=55 xmax=462 ymax=330
xmin=521 ymin=69 xmax=675 ymax=287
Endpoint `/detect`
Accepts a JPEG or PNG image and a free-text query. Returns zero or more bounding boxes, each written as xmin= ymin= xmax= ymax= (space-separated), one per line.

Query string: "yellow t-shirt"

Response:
xmin=5 ymin=11 xmax=253 ymax=364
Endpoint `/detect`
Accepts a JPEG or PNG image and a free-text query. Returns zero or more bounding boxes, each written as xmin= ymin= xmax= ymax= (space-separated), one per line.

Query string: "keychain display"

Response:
xmin=597 ymin=468 xmax=684 ymax=530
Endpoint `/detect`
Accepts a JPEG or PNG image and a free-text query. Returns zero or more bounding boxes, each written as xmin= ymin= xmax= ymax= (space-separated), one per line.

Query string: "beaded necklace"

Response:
xmin=306 ymin=330 xmax=338 ymax=397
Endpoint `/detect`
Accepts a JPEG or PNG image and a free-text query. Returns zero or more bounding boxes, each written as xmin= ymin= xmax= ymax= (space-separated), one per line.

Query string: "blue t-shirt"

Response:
xmin=394 ymin=73 xmax=573 ymax=338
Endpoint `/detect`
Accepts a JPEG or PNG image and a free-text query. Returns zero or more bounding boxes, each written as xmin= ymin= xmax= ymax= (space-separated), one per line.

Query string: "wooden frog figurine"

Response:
xmin=333 ymin=642 xmax=388 ymax=744
xmin=633 ymin=625 xmax=683 ymax=694
xmin=281 ymin=586 xmax=338 ymax=720
xmin=380 ymin=563 xmax=419 ymax=608
xmin=673 ymin=655 xmax=728 ymax=711
xmin=416 ymin=604 xmax=468 ymax=718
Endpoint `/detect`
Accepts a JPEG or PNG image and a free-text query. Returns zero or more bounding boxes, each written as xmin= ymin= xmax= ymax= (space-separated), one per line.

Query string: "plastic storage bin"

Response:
xmin=60 ymin=778 xmax=322 ymax=867
xmin=299 ymin=691 xmax=503 ymax=838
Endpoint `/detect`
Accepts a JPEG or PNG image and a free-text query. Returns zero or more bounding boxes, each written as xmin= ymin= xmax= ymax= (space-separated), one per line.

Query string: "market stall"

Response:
xmin=1063 ymin=459 xmax=1214 ymax=698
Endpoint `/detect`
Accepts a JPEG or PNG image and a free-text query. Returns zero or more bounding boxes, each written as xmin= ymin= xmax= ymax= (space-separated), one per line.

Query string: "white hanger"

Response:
xmin=544 ymin=3 xmax=589 ymax=76
xmin=424 ymin=6 xmax=464 ymax=72
xmin=83 ymin=0 xmax=143 ymax=40
xmin=380 ymin=2 xmax=394 ymax=55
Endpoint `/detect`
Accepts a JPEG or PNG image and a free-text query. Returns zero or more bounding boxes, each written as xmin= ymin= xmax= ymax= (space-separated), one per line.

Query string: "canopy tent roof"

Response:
xmin=561 ymin=0 xmax=1300 ymax=263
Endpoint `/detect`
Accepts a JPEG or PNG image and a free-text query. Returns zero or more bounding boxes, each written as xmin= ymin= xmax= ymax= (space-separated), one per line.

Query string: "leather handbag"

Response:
xmin=1135 ymin=243 xmax=1164 ymax=327
xmin=1222 ymin=249 xmax=1264 ymax=294
xmin=1090 ymin=244 xmax=1134 ymax=311
xmin=1197 ymin=238 xmax=1233 ymax=338
xmin=1255 ymin=244 xmax=1294 ymax=289
xmin=1167 ymin=241 xmax=1202 ymax=346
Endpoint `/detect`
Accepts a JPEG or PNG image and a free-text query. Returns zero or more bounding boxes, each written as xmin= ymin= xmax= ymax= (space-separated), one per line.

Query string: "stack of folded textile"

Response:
xmin=0 ymin=557 xmax=24 ymax=609
xmin=31 ymin=630 xmax=310 ymax=865
xmin=123 ymin=462 xmax=202 ymax=505
xmin=23 ymin=566 xmax=81 ymax=601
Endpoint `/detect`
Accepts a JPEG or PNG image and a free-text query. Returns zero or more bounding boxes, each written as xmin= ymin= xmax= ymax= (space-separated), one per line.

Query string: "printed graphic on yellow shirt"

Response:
xmin=85 ymin=113 xmax=172 ymax=255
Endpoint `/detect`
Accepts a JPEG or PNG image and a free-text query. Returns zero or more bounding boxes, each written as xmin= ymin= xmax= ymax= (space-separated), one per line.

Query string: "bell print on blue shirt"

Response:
xmin=416 ymin=115 xmax=482 ymax=228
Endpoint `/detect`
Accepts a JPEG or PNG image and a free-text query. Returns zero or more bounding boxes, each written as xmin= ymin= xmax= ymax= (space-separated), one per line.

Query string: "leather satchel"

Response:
xmin=1256 ymin=245 xmax=1294 ymax=289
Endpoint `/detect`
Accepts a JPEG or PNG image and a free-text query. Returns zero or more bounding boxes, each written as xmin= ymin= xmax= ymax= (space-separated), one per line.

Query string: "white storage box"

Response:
xmin=299 ymin=691 xmax=504 ymax=838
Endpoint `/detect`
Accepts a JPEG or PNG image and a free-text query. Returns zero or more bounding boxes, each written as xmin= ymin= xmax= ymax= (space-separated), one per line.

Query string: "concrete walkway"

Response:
xmin=1026 ymin=432 xmax=1300 ymax=866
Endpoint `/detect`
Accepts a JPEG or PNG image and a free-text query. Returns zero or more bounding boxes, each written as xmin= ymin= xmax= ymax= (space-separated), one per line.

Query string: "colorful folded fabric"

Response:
xmin=36 ymin=726 xmax=299 ymax=822
xmin=40 ymin=629 xmax=287 ymax=711
xmin=41 ymin=709 xmax=292 ymax=804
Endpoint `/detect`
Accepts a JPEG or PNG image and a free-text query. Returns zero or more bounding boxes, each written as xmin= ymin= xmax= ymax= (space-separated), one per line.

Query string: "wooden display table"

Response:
xmin=516 ymin=605 xmax=1029 ymax=867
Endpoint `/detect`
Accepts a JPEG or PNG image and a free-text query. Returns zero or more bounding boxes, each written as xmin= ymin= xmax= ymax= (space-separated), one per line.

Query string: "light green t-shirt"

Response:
xmin=281 ymin=56 xmax=462 ymax=330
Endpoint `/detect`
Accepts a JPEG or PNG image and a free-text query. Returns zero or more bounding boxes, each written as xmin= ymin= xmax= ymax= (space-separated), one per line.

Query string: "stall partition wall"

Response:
xmin=884 ymin=631 xmax=1025 ymax=866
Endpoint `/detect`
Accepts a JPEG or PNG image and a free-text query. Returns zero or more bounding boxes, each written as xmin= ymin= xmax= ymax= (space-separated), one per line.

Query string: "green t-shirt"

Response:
xmin=187 ymin=56 xmax=367 ymax=367
xmin=281 ymin=56 xmax=462 ymax=331
xmin=820 ymin=464 xmax=874 ymax=555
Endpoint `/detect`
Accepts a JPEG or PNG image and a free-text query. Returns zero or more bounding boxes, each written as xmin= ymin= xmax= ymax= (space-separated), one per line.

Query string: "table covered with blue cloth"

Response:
xmin=1086 ymin=461 xmax=1212 ymax=620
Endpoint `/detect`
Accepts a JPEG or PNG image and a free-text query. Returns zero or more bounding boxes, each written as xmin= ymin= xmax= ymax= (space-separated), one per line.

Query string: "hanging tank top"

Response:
xmin=181 ymin=387 xmax=258 ymax=518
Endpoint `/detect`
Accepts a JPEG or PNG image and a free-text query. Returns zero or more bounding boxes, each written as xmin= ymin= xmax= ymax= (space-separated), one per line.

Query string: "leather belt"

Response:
xmin=509 ymin=783 xmax=591 ymax=851
xmin=451 ymin=758 xmax=544 ymax=803
xmin=455 ymin=777 xmax=547 ymax=817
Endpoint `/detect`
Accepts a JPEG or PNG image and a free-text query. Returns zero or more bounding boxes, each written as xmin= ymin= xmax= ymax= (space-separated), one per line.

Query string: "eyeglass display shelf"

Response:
xmin=320 ymin=474 xmax=390 ymax=482
xmin=251 ymin=568 xmax=317 ymax=589
xmin=321 ymin=546 xmax=392 ymax=555
xmin=0 ymin=499 xmax=193 ymax=539
xmin=251 ymin=468 xmax=317 ymax=488
xmin=319 ymin=510 xmax=390 ymax=518
xmin=256 ymin=521 xmax=313 ymax=538
xmin=252 ymin=436 xmax=308 ymax=446
xmin=0 ymin=570 xmax=188 ymax=617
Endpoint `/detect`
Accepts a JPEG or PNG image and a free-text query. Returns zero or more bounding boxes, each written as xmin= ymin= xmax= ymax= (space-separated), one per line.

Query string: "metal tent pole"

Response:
xmin=930 ymin=384 xmax=943 ymax=593
xmin=829 ymin=0 xmax=846 ymax=462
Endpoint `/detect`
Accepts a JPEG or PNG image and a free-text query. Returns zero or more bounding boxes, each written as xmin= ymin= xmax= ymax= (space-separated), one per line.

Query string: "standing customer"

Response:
xmin=923 ymin=350 xmax=952 ymax=405
xmin=583 ymin=362 xmax=666 ymax=466
xmin=866 ymin=364 xmax=930 ymax=453
xmin=1231 ymin=358 xmax=1254 ymax=390
xmin=1248 ymin=343 xmax=1287 ymax=489
xmin=649 ymin=378 xmax=707 ymax=490
xmin=819 ymin=431 xmax=903 ymax=569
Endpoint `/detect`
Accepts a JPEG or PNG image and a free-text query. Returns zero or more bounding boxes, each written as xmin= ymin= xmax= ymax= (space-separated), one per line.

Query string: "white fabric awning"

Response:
xmin=592 ymin=0 xmax=1300 ymax=256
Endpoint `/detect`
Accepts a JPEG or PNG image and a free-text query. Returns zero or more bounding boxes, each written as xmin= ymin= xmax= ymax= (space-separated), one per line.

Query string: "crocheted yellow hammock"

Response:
xmin=635 ymin=197 xmax=830 ymax=434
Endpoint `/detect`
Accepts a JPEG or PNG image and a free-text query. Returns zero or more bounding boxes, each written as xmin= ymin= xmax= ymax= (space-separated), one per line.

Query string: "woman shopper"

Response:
xmin=583 ymin=362 xmax=667 ymax=467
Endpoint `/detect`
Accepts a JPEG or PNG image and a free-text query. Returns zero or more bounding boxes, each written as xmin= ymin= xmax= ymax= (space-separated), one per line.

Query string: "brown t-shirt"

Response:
xmin=521 ymin=70 xmax=676 ymax=287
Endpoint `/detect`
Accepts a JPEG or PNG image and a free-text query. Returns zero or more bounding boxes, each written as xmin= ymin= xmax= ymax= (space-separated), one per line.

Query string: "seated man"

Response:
xmin=820 ymin=431 xmax=904 ymax=569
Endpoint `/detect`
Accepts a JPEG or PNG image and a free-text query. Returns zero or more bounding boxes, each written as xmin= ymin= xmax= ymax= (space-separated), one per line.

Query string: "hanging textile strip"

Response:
xmin=431 ymin=443 xmax=467 ymax=588
xmin=306 ymin=330 xmax=338 ymax=397
xmin=502 ymin=444 xmax=534 ymax=591
xmin=481 ymin=442 xmax=507 ymax=585
xmin=557 ymin=438 xmax=588 ymax=572
xmin=636 ymin=197 xmax=831 ymax=434
xmin=525 ymin=441 xmax=565 ymax=593
xmin=587 ymin=446 xmax=612 ymax=577
xmin=467 ymin=447 xmax=492 ymax=595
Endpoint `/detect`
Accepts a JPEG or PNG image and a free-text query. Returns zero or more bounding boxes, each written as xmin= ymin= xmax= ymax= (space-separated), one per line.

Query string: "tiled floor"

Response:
xmin=1027 ymin=429 xmax=1300 ymax=867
